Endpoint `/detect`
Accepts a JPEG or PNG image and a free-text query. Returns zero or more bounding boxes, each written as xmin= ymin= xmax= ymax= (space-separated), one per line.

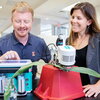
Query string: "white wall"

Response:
xmin=38 ymin=34 xmax=57 ymax=45
xmin=96 ymin=7 xmax=100 ymax=26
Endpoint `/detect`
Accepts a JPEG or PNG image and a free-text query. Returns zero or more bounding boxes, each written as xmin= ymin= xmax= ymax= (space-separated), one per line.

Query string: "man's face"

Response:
xmin=12 ymin=11 xmax=33 ymax=38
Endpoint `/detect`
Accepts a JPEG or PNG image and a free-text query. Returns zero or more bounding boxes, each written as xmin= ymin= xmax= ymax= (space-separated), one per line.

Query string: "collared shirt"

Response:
xmin=0 ymin=32 xmax=51 ymax=76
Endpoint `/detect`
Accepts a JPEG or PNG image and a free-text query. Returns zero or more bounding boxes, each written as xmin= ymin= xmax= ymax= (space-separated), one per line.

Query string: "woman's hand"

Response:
xmin=0 ymin=50 xmax=20 ymax=60
xmin=83 ymin=80 xmax=100 ymax=97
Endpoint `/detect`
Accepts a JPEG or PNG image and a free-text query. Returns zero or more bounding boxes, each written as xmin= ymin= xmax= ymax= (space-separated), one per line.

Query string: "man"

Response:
xmin=0 ymin=1 xmax=51 ymax=89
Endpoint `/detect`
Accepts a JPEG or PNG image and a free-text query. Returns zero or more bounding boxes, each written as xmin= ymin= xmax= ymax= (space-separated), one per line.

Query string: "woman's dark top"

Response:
xmin=75 ymin=45 xmax=90 ymax=85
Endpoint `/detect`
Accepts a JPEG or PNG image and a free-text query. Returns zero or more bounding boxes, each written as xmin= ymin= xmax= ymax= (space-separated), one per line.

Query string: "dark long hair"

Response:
xmin=68 ymin=2 xmax=100 ymax=45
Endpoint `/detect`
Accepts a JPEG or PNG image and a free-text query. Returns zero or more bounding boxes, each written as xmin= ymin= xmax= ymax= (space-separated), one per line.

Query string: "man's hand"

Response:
xmin=0 ymin=50 xmax=20 ymax=60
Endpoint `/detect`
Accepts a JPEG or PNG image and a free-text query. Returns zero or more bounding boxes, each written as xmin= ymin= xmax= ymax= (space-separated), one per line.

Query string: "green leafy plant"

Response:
xmin=4 ymin=60 xmax=100 ymax=100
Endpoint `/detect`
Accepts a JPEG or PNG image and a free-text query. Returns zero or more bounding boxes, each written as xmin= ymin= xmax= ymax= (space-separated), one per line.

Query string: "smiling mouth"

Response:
xmin=18 ymin=28 xmax=27 ymax=31
xmin=72 ymin=25 xmax=79 ymax=28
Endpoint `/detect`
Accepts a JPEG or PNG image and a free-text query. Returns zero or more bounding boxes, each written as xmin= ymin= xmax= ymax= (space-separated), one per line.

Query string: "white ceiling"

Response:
xmin=0 ymin=0 xmax=100 ymax=34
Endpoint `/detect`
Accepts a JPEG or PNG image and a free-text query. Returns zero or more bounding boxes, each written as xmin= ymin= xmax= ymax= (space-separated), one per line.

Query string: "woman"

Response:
xmin=67 ymin=2 xmax=100 ymax=97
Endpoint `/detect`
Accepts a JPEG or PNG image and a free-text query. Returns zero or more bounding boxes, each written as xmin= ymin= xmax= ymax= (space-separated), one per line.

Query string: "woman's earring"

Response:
xmin=86 ymin=25 xmax=90 ymax=33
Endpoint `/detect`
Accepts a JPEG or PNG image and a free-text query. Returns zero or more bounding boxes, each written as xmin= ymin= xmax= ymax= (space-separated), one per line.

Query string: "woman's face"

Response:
xmin=70 ymin=9 xmax=91 ymax=34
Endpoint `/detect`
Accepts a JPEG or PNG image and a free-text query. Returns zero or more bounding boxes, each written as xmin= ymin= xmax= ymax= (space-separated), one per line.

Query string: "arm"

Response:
xmin=40 ymin=39 xmax=51 ymax=63
xmin=84 ymin=34 xmax=100 ymax=97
